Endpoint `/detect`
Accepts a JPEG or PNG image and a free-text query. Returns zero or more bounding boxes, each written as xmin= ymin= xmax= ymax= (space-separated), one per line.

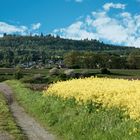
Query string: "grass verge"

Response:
xmin=6 ymin=80 xmax=140 ymax=140
xmin=0 ymin=92 xmax=26 ymax=140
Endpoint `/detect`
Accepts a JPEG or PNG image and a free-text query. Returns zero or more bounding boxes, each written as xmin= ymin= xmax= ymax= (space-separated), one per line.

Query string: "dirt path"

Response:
xmin=0 ymin=83 xmax=56 ymax=140
xmin=0 ymin=132 xmax=13 ymax=140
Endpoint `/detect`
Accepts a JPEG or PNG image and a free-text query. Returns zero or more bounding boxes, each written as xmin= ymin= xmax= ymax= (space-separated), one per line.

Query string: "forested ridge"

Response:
xmin=0 ymin=34 xmax=136 ymax=50
xmin=0 ymin=34 xmax=139 ymax=68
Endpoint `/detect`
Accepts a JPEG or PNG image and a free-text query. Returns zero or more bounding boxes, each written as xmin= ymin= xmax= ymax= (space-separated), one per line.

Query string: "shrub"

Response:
xmin=64 ymin=69 xmax=75 ymax=78
xmin=33 ymin=74 xmax=44 ymax=81
xmin=49 ymin=67 xmax=60 ymax=76
xmin=100 ymin=68 xmax=110 ymax=74
xmin=21 ymin=74 xmax=49 ymax=84
xmin=14 ymin=70 xmax=23 ymax=80
xmin=80 ymin=70 xmax=96 ymax=78
xmin=0 ymin=76 xmax=7 ymax=82
xmin=59 ymin=73 xmax=67 ymax=81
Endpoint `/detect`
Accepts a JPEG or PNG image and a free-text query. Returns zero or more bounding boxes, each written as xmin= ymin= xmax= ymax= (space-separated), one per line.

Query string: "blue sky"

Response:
xmin=0 ymin=0 xmax=140 ymax=47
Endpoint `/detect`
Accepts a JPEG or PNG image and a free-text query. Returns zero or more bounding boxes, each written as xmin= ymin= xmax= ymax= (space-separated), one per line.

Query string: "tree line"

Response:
xmin=64 ymin=51 xmax=140 ymax=69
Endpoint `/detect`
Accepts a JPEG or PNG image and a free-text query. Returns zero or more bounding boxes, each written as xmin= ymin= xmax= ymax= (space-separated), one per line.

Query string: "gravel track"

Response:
xmin=0 ymin=83 xmax=55 ymax=140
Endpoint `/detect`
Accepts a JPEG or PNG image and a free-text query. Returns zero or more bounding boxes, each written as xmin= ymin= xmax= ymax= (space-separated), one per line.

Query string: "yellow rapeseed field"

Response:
xmin=43 ymin=77 xmax=140 ymax=120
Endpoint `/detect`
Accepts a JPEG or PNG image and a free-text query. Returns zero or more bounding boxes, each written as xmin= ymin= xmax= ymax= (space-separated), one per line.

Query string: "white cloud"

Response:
xmin=0 ymin=22 xmax=28 ymax=35
xmin=53 ymin=2 xmax=140 ymax=48
xmin=54 ymin=21 xmax=98 ymax=40
xmin=32 ymin=23 xmax=41 ymax=30
xmin=0 ymin=22 xmax=42 ymax=37
xmin=103 ymin=3 xmax=126 ymax=11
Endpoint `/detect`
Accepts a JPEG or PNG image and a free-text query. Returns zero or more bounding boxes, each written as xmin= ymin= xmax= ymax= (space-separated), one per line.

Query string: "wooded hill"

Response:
xmin=0 ymin=34 xmax=139 ymax=68
xmin=0 ymin=34 xmax=136 ymax=52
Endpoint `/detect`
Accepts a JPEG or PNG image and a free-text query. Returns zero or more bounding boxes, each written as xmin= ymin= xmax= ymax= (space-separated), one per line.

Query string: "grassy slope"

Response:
xmin=6 ymin=80 xmax=140 ymax=140
xmin=0 ymin=92 xmax=26 ymax=140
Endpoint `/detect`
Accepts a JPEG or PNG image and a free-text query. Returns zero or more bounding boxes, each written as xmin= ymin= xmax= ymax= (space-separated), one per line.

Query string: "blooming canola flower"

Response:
xmin=43 ymin=77 xmax=140 ymax=120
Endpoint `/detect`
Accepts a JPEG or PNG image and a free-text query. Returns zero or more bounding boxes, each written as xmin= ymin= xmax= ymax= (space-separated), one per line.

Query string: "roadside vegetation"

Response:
xmin=6 ymin=80 xmax=140 ymax=140
xmin=0 ymin=92 xmax=26 ymax=140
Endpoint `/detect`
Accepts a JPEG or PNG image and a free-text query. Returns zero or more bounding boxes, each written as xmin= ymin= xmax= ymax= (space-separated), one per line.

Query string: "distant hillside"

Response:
xmin=0 ymin=34 xmax=139 ymax=68
xmin=0 ymin=34 xmax=136 ymax=52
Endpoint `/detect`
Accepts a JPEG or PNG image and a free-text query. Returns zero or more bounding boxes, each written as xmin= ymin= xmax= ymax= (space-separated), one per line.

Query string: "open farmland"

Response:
xmin=0 ymin=68 xmax=140 ymax=83
xmin=6 ymin=79 xmax=140 ymax=140
xmin=44 ymin=77 xmax=140 ymax=120
xmin=1 ymin=0 xmax=140 ymax=139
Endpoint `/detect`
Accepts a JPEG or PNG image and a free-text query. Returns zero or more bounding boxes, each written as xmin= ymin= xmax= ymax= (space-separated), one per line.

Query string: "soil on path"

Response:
xmin=0 ymin=83 xmax=56 ymax=140
xmin=0 ymin=132 xmax=13 ymax=140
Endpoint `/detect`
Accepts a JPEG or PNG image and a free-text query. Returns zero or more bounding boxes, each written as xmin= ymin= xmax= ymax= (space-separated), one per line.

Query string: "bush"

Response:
xmin=0 ymin=76 xmax=7 ymax=82
xmin=14 ymin=70 xmax=23 ymax=80
xmin=21 ymin=74 xmax=49 ymax=84
xmin=33 ymin=74 xmax=44 ymax=81
xmin=49 ymin=67 xmax=60 ymax=76
xmin=64 ymin=69 xmax=75 ymax=78
xmin=100 ymin=68 xmax=110 ymax=74
xmin=80 ymin=70 xmax=96 ymax=78
xmin=59 ymin=73 xmax=67 ymax=81
xmin=47 ymin=75 xmax=62 ymax=83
